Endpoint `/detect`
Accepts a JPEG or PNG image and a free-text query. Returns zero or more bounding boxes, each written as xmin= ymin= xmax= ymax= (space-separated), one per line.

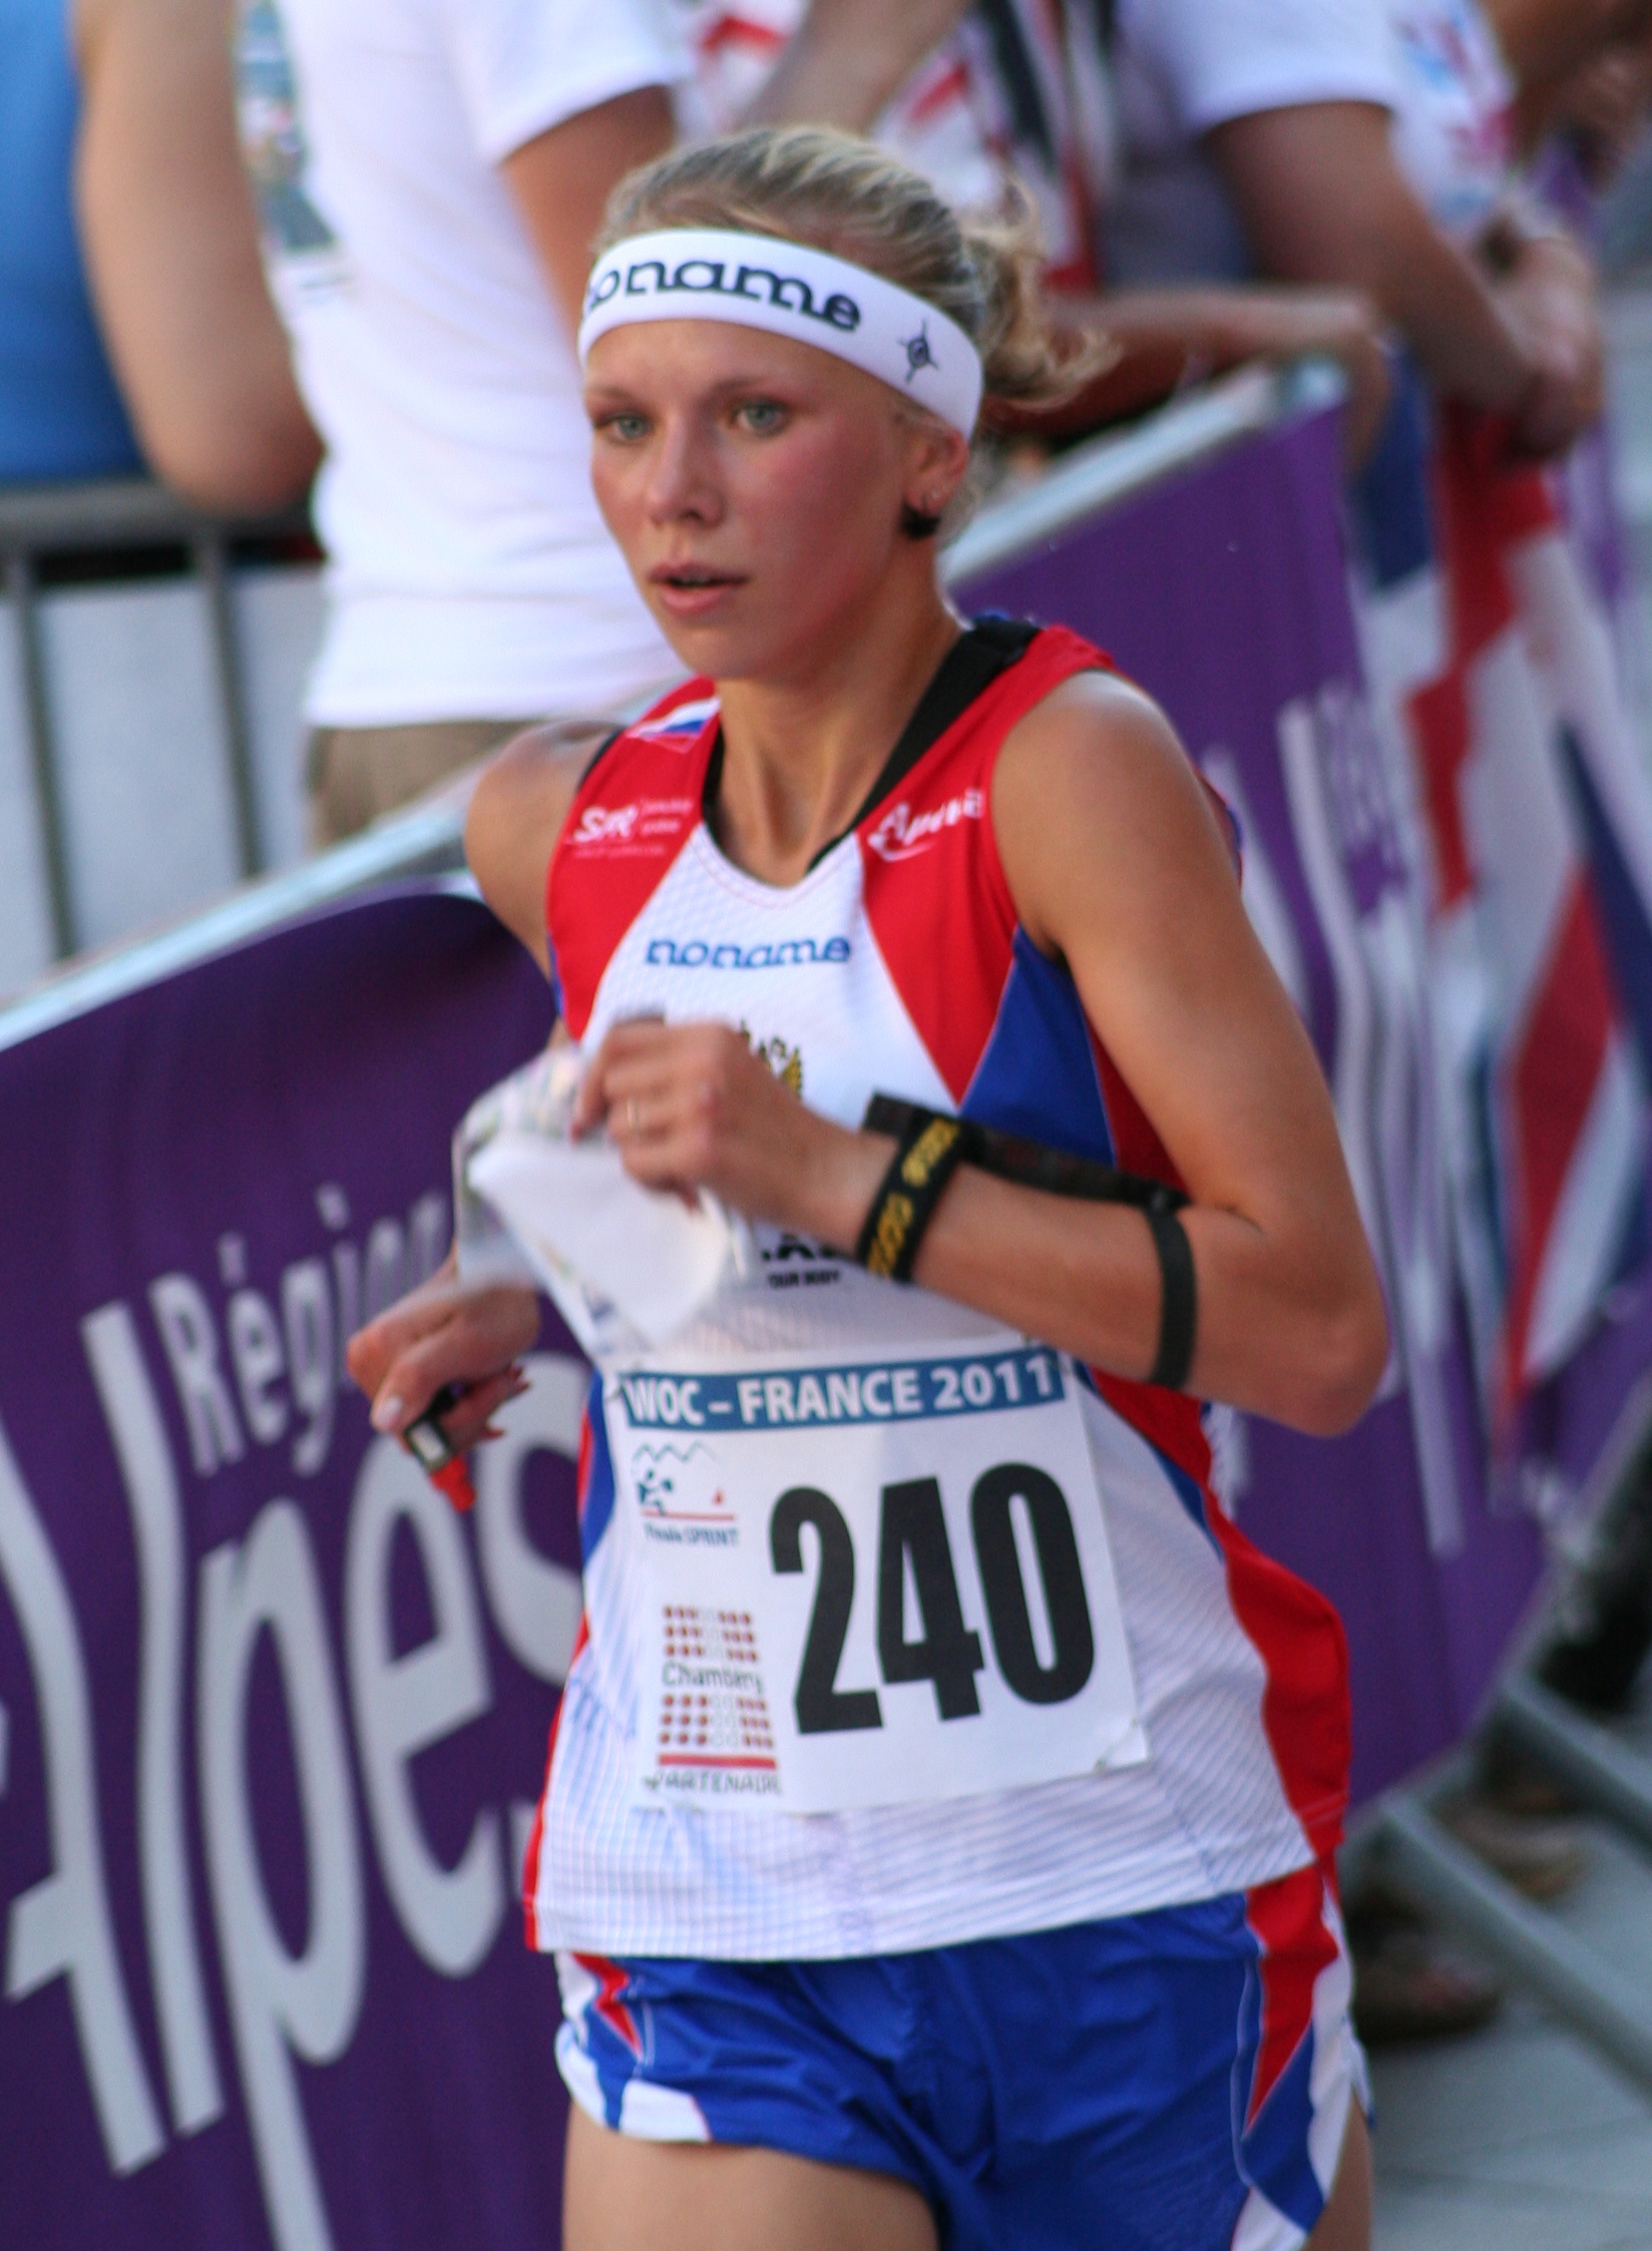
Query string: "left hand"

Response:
xmin=344 ymin=1249 xmax=540 ymax=1449
xmin=571 ymin=1019 xmax=884 ymax=1242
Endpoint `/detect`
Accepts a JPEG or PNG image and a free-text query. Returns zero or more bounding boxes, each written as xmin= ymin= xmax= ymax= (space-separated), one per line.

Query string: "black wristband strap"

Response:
xmin=1144 ymin=1207 xmax=1196 ymax=1390
xmin=853 ymin=1113 xmax=968 ymax=1282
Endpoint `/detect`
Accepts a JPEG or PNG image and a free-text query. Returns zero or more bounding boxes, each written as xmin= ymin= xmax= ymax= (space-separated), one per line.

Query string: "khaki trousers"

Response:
xmin=306 ymin=715 xmax=539 ymax=849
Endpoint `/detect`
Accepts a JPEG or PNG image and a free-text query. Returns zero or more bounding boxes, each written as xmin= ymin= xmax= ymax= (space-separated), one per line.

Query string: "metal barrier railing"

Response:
xmin=0 ymin=359 xmax=1316 ymax=1034
xmin=1359 ymin=1366 xmax=1652 ymax=2099
xmin=0 ymin=478 xmax=312 ymax=958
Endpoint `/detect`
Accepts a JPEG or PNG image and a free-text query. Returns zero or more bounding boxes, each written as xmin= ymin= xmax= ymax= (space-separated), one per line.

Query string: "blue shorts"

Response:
xmin=555 ymin=1862 xmax=1368 ymax=2251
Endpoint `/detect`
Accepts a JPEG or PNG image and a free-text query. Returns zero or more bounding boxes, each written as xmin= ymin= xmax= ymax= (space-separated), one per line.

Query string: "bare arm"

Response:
xmin=745 ymin=0 xmax=970 ymax=131
xmin=345 ymin=732 xmax=590 ymax=1437
xmin=975 ymin=676 xmax=1386 ymax=1432
xmin=463 ymin=725 xmax=598 ymax=973
xmin=1207 ymin=102 xmax=1532 ymax=414
xmin=74 ymin=0 xmax=320 ymax=510
xmin=499 ymin=0 xmax=972 ymax=335
xmin=499 ymin=87 xmax=675 ymax=335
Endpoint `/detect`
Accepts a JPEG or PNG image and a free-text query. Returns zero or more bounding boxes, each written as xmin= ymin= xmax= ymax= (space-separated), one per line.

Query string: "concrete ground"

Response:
xmin=1369 ymin=1677 xmax=1652 ymax=2247
xmin=1370 ymin=1832 xmax=1652 ymax=2248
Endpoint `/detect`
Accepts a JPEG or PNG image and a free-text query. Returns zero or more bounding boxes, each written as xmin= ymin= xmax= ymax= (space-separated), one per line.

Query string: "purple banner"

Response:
xmin=0 ymin=890 xmax=573 ymax=2248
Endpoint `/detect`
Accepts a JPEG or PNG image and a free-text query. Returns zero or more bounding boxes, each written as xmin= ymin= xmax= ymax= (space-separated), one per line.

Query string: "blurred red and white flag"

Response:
xmin=1396 ymin=408 xmax=1651 ymax=1414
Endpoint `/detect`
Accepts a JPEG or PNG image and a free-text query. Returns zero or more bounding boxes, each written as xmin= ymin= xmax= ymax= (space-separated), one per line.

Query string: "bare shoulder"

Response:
xmin=465 ymin=722 xmax=613 ymax=973
xmin=992 ymin=669 xmax=1233 ymax=953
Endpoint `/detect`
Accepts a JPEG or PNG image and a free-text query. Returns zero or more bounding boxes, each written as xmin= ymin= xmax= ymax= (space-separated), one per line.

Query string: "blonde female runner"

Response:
xmin=351 ymin=125 xmax=1387 ymax=2251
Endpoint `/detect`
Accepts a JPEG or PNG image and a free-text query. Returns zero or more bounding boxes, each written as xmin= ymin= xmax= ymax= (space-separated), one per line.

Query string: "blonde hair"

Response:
xmin=594 ymin=125 xmax=1097 ymax=424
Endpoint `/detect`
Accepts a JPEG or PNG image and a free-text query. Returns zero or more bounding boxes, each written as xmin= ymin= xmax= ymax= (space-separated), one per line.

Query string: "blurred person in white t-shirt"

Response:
xmin=232 ymin=0 xmax=686 ymax=842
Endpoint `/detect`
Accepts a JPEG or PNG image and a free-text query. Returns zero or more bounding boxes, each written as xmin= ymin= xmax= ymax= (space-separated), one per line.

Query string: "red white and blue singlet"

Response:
xmin=524 ymin=619 xmax=1354 ymax=1966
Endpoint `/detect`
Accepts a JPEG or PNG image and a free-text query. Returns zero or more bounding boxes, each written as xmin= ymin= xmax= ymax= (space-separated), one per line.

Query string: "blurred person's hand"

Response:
xmin=1494 ymin=232 xmax=1605 ymax=456
xmin=1556 ymin=43 xmax=1652 ymax=171
xmin=1184 ymin=287 xmax=1394 ymax=467
xmin=345 ymin=1247 xmax=540 ymax=1454
xmin=992 ymin=287 xmax=1391 ymax=470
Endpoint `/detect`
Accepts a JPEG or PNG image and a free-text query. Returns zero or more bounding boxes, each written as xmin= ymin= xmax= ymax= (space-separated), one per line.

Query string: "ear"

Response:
xmin=899 ymin=415 xmax=972 ymax=519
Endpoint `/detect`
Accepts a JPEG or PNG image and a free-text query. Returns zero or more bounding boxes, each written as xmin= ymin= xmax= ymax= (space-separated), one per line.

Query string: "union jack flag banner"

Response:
xmin=1358 ymin=387 xmax=1652 ymax=1431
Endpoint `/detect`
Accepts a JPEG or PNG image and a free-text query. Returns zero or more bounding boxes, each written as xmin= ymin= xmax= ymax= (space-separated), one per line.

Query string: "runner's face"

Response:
xmin=584 ymin=320 xmax=966 ymax=679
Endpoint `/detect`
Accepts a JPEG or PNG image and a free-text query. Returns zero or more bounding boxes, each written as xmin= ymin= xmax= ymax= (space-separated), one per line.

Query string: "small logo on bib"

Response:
xmin=629 ymin=1437 xmax=737 ymax=1548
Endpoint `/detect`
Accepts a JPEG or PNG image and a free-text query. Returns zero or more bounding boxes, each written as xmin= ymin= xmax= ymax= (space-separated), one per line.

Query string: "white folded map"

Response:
xmin=454 ymin=1045 xmax=750 ymax=1359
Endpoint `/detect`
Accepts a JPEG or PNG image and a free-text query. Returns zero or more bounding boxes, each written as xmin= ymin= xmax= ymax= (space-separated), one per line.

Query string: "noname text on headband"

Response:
xmin=578 ymin=227 xmax=985 ymax=439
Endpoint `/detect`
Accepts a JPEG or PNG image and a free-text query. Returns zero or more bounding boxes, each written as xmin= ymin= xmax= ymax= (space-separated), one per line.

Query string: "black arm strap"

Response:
xmin=860 ymin=1094 xmax=1196 ymax=1385
xmin=862 ymin=1096 xmax=1187 ymax=1216
xmin=1143 ymin=1207 xmax=1197 ymax=1391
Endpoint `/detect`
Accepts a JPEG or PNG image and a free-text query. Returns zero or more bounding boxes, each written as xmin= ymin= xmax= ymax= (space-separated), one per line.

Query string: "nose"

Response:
xmin=644 ymin=413 xmax=722 ymax=529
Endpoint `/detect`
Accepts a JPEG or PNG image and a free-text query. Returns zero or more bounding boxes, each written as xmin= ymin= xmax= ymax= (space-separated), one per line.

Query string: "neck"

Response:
xmin=710 ymin=570 xmax=962 ymax=887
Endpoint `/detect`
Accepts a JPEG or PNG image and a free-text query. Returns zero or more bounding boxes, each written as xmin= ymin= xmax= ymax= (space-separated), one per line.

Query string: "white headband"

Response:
xmin=578 ymin=227 xmax=984 ymax=438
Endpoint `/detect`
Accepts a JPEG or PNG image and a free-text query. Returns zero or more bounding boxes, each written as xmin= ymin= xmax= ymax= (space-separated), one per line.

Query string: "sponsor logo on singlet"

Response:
xmin=643 ymin=934 xmax=849 ymax=970
xmin=865 ymin=787 xmax=985 ymax=862
xmin=569 ymin=797 xmax=695 ymax=852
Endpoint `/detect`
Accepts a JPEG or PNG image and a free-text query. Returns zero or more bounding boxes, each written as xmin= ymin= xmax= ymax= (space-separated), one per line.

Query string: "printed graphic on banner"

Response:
xmin=611 ymin=1341 xmax=1146 ymax=1813
xmin=0 ymin=890 xmax=571 ymax=2251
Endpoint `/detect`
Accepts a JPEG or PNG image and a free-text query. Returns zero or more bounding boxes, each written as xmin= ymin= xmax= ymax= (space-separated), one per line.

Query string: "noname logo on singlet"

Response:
xmin=585 ymin=253 xmax=864 ymax=336
xmin=866 ymin=786 xmax=985 ymax=862
xmin=644 ymin=934 xmax=849 ymax=970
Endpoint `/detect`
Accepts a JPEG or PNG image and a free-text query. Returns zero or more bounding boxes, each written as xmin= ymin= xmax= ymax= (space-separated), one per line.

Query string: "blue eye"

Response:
xmin=601 ymin=411 xmax=650 ymax=443
xmin=737 ymin=399 xmax=787 ymax=433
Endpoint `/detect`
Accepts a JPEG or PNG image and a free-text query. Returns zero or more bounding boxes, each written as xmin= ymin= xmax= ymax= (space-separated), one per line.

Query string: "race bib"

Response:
xmin=607 ymin=1336 xmax=1147 ymax=1815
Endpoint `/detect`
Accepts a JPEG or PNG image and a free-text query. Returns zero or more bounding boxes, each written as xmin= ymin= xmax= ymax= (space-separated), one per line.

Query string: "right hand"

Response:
xmin=345 ymin=1249 xmax=541 ymax=1454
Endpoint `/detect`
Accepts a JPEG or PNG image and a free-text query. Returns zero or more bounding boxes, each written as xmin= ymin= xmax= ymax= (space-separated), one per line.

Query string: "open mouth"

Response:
xmin=651 ymin=565 xmax=744 ymax=591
